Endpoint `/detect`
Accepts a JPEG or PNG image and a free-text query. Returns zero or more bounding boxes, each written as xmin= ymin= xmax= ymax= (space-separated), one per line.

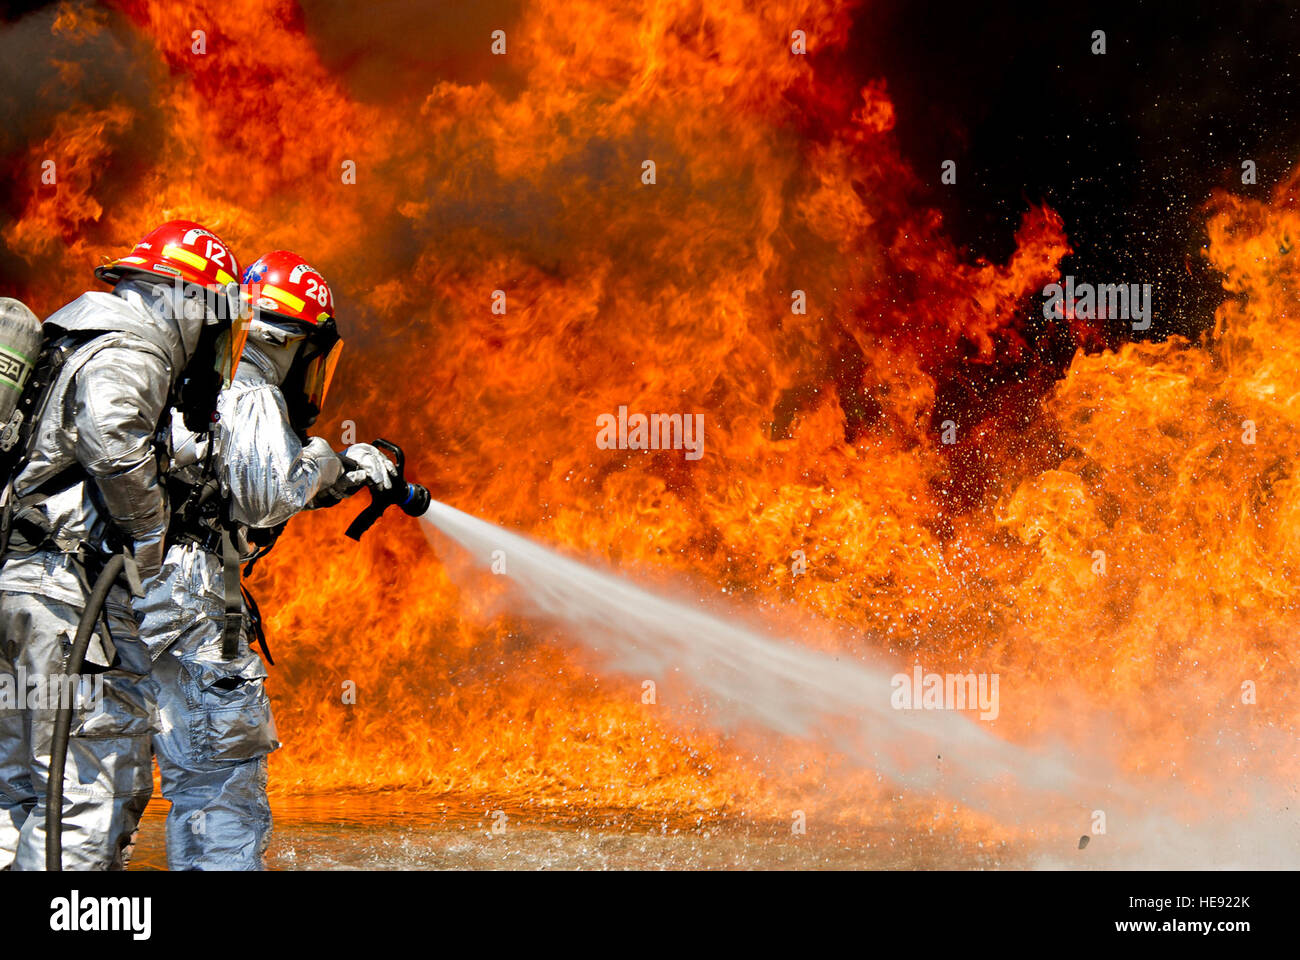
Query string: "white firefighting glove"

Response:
xmin=334 ymin=442 xmax=397 ymax=496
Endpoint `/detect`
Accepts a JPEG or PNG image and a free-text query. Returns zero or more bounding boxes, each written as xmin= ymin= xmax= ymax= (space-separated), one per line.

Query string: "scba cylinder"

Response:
xmin=0 ymin=298 xmax=43 ymax=430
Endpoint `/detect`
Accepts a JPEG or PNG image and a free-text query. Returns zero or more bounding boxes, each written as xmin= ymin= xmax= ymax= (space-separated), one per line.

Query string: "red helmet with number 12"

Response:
xmin=94 ymin=219 xmax=250 ymax=387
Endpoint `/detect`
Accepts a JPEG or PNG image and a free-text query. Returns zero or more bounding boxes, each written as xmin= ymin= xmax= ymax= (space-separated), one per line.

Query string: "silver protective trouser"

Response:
xmin=0 ymin=586 xmax=153 ymax=871
xmin=137 ymin=542 xmax=280 ymax=870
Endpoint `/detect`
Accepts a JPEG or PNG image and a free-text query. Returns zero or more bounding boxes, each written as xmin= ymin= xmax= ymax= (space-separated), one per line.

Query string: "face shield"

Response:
xmin=250 ymin=312 xmax=343 ymax=429
xmin=173 ymin=279 xmax=251 ymax=384
xmin=213 ymin=281 xmax=252 ymax=386
xmin=176 ymin=281 xmax=252 ymax=433
xmin=298 ymin=322 xmax=343 ymax=422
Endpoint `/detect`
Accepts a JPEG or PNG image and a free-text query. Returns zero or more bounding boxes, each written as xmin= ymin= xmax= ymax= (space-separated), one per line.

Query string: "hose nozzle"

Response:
xmin=344 ymin=438 xmax=430 ymax=540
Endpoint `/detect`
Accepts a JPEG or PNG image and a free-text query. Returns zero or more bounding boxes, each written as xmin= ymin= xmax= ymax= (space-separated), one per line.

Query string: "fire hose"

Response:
xmin=46 ymin=553 xmax=124 ymax=871
xmin=44 ymin=439 xmax=429 ymax=869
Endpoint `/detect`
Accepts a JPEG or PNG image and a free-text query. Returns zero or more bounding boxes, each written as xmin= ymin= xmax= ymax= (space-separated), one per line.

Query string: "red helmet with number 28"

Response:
xmin=241 ymin=250 xmax=344 ymax=425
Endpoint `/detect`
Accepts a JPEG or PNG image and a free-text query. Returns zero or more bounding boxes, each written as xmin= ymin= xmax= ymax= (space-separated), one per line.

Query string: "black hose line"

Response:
xmin=46 ymin=553 xmax=124 ymax=871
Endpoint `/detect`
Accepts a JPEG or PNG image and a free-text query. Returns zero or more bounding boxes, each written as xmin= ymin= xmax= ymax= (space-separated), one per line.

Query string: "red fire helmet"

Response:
xmin=242 ymin=249 xmax=335 ymax=326
xmin=242 ymin=250 xmax=344 ymax=422
xmin=95 ymin=219 xmax=242 ymax=290
xmin=94 ymin=219 xmax=249 ymax=386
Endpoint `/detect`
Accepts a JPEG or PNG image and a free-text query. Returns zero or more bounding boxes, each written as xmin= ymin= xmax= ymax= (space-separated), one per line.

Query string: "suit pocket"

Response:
xmin=201 ymin=676 xmax=280 ymax=762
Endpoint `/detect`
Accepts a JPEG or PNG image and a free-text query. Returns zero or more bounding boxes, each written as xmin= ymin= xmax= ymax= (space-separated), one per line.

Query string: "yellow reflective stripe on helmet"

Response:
xmin=316 ymin=312 xmax=330 ymax=323
xmin=215 ymin=269 xmax=234 ymax=285
xmin=162 ymin=244 xmax=208 ymax=272
xmin=263 ymin=284 xmax=306 ymax=314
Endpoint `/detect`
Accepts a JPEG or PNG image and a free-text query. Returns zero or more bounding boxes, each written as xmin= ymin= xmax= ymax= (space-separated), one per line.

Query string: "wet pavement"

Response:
xmin=129 ymin=793 xmax=1023 ymax=870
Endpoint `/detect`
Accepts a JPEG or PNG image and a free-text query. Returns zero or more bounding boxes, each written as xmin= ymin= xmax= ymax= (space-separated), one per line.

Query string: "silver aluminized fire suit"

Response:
xmin=0 ymin=279 xmax=201 ymax=870
xmin=132 ymin=340 xmax=364 ymax=870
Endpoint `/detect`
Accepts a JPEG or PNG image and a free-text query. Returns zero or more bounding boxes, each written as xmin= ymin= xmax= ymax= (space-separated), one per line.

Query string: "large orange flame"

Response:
xmin=3 ymin=0 xmax=1296 ymax=848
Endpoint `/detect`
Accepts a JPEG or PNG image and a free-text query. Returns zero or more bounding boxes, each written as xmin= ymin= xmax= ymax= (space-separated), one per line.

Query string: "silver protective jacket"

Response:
xmin=139 ymin=345 xmax=335 ymax=658
xmin=220 ymin=345 xmax=336 ymax=528
xmin=0 ymin=282 xmax=199 ymax=606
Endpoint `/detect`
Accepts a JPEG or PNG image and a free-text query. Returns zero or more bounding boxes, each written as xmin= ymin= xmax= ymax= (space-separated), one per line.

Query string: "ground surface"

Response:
xmin=128 ymin=794 xmax=1023 ymax=870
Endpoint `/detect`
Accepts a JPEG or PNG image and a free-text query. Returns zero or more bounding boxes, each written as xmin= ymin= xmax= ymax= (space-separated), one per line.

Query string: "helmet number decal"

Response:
xmin=203 ymin=239 xmax=228 ymax=266
xmin=303 ymin=276 xmax=330 ymax=307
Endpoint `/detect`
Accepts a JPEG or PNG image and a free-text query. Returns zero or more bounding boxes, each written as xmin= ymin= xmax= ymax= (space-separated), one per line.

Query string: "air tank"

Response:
xmin=0 ymin=297 xmax=43 ymax=442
